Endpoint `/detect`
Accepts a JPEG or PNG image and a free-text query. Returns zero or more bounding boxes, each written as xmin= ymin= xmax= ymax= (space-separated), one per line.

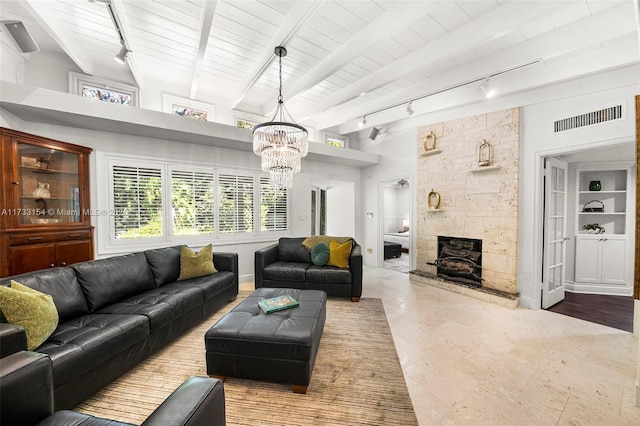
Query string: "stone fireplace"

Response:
xmin=411 ymin=107 xmax=520 ymax=307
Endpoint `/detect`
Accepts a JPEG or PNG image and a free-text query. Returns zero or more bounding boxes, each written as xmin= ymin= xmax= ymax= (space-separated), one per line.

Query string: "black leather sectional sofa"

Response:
xmin=0 ymin=245 xmax=238 ymax=410
xmin=254 ymin=237 xmax=362 ymax=301
xmin=0 ymin=350 xmax=226 ymax=426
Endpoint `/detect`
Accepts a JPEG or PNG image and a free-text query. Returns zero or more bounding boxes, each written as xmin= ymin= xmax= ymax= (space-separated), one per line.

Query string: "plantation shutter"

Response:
xmin=260 ymin=177 xmax=288 ymax=232
xmin=218 ymin=173 xmax=254 ymax=234
xmin=112 ymin=165 xmax=163 ymax=239
xmin=171 ymin=169 xmax=215 ymax=236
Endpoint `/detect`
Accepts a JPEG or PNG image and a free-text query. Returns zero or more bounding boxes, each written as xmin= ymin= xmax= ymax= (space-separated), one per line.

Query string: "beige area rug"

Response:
xmin=76 ymin=293 xmax=418 ymax=426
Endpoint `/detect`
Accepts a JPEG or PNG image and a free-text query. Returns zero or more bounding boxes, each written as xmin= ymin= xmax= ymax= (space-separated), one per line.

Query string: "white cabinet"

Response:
xmin=574 ymin=235 xmax=626 ymax=285
xmin=571 ymin=162 xmax=634 ymax=295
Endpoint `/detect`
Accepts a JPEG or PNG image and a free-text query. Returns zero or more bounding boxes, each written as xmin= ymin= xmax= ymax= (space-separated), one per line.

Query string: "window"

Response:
xmin=101 ymin=155 xmax=289 ymax=251
xmin=218 ymin=173 xmax=254 ymax=234
xmin=260 ymin=177 xmax=287 ymax=231
xmin=324 ymin=132 xmax=348 ymax=148
xmin=69 ymin=72 xmax=139 ymax=106
xmin=111 ymin=164 xmax=163 ymax=239
xmin=170 ymin=169 xmax=215 ymax=235
xmin=162 ymin=94 xmax=214 ymax=121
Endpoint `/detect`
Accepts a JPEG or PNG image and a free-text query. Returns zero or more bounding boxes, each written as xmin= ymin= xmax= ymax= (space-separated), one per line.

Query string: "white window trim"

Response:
xmin=162 ymin=94 xmax=215 ymax=121
xmin=69 ymin=71 xmax=139 ymax=106
xmin=95 ymin=152 xmax=292 ymax=255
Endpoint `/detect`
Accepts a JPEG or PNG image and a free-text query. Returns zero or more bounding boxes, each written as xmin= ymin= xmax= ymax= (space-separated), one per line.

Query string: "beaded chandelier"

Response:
xmin=253 ymin=46 xmax=308 ymax=189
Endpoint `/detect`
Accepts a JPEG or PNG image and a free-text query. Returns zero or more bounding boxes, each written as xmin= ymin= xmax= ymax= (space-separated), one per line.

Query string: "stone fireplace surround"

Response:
xmin=410 ymin=108 xmax=521 ymax=308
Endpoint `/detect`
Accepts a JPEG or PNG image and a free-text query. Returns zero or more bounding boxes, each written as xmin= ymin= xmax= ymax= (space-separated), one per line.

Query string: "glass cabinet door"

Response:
xmin=17 ymin=142 xmax=81 ymax=225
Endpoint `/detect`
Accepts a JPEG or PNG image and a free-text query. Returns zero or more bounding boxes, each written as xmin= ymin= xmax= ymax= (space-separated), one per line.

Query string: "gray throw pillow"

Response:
xmin=311 ymin=243 xmax=330 ymax=266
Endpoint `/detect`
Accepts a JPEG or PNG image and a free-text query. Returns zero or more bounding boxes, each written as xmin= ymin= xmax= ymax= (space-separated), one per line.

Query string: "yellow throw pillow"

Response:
xmin=302 ymin=236 xmax=352 ymax=251
xmin=179 ymin=244 xmax=217 ymax=280
xmin=0 ymin=281 xmax=59 ymax=350
xmin=327 ymin=240 xmax=352 ymax=268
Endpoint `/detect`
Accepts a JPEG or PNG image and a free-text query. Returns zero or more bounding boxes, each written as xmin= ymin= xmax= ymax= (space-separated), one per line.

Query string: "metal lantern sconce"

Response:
xmin=423 ymin=130 xmax=437 ymax=152
xmin=478 ymin=139 xmax=491 ymax=167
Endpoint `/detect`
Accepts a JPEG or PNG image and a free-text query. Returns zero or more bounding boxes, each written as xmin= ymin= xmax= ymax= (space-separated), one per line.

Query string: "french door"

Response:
xmin=542 ymin=157 xmax=569 ymax=308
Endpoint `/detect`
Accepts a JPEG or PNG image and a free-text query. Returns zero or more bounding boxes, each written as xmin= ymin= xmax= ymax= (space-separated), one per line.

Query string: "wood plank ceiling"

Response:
xmin=1 ymin=0 xmax=638 ymax=136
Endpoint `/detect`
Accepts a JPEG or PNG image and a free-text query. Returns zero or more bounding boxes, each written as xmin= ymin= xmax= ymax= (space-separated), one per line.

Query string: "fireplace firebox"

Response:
xmin=429 ymin=236 xmax=483 ymax=286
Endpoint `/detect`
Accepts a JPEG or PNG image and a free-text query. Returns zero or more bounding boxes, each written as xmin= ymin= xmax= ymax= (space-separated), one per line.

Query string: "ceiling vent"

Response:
xmin=553 ymin=105 xmax=622 ymax=133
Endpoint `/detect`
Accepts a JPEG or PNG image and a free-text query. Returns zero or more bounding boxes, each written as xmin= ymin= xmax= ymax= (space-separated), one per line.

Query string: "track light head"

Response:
xmin=115 ymin=45 xmax=130 ymax=64
xmin=406 ymin=101 xmax=415 ymax=117
xmin=479 ymin=78 xmax=496 ymax=98
xmin=368 ymin=127 xmax=380 ymax=140
xmin=358 ymin=116 xmax=366 ymax=128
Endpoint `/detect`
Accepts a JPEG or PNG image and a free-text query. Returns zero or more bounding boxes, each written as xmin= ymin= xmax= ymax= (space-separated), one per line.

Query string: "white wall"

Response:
xmin=1 ymin=112 xmax=362 ymax=283
xmin=325 ymin=182 xmax=355 ymax=237
xmin=518 ymin=73 xmax=637 ymax=309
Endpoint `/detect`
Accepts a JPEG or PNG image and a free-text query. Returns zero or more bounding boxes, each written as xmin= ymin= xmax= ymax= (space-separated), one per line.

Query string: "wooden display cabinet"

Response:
xmin=0 ymin=128 xmax=94 ymax=277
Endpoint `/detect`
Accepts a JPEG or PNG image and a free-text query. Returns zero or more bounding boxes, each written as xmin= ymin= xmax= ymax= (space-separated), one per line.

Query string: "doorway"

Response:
xmin=541 ymin=143 xmax=636 ymax=332
xmin=382 ymin=178 xmax=411 ymax=273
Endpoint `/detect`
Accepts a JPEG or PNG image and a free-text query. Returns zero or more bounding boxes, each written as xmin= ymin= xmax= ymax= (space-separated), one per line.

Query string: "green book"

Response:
xmin=258 ymin=295 xmax=299 ymax=314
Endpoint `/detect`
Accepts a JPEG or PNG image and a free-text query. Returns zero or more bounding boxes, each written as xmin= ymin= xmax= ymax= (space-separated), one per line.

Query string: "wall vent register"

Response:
xmin=553 ymin=105 xmax=622 ymax=133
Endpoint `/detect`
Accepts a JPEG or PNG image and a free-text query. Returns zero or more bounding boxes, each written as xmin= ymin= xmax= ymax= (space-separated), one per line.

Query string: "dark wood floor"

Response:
xmin=546 ymin=292 xmax=634 ymax=332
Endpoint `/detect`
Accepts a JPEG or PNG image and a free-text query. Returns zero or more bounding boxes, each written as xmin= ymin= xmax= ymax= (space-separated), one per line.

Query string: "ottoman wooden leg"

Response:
xmin=209 ymin=374 xmax=227 ymax=382
xmin=291 ymin=384 xmax=308 ymax=394
xmin=351 ymin=297 xmax=360 ymax=302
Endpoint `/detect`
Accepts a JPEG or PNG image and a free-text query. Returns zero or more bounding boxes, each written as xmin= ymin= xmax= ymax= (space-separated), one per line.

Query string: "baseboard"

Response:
xmin=565 ymin=281 xmax=633 ymax=296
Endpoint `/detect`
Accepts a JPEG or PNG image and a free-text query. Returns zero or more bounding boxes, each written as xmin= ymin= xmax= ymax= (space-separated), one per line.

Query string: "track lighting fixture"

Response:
xmin=114 ymin=45 xmax=130 ymax=64
xmin=479 ymin=78 xmax=496 ymax=98
xmin=358 ymin=116 xmax=367 ymax=128
xmin=406 ymin=101 xmax=415 ymax=117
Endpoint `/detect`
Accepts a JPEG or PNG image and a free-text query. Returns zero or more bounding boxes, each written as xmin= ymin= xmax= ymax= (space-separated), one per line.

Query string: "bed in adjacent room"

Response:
xmin=383 ymin=231 xmax=410 ymax=252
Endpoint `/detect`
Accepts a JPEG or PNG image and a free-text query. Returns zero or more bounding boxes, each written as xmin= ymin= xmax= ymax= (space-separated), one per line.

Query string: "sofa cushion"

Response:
xmin=179 ymin=245 xmax=217 ymax=280
xmin=278 ymin=238 xmax=311 ymax=263
xmin=96 ymin=286 xmax=203 ymax=332
xmin=262 ymin=262 xmax=309 ymax=282
xmin=0 ymin=268 xmax=89 ymax=322
xmin=311 ymin=243 xmax=330 ymax=266
xmin=0 ymin=281 xmax=59 ymax=350
xmin=73 ymin=253 xmax=155 ymax=312
xmin=145 ymin=245 xmax=184 ymax=287
xmin=163 ymin=272 xmax=236 ymax=303
xmin=37 ymin=314 xmax=149 ymax=386
xmin=327 ymin=239 xmax=352 ymax=268
xmin=306 ymin=266 xmax=352 ymax=284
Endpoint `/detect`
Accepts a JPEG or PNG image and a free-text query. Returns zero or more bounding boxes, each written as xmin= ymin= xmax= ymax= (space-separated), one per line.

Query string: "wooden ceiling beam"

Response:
xmin=190 ymin=0 xmax=217 ymax=100
xmin=229 ymin=0 xmax=325 ymax=113
xmin=294 ymin=0 xmax=577 ymax=123
xmin=21 ymin=0 xmax=93 ymax=75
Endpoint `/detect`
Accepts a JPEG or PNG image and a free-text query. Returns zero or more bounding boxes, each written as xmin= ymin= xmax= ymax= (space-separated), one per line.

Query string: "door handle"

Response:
xmin=563 ymin=237 xmax=570 ymax=241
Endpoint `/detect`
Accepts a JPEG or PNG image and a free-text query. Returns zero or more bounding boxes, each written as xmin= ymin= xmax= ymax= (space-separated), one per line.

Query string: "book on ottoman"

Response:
xmin=258 ymin=295 xmax=299 ymax=314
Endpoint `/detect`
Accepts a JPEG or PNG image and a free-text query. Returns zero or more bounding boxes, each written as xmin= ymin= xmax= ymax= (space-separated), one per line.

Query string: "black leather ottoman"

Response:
xmin=205 ymin=287 xmax=326 ymax=393
xmin=384 ymin=241 xmax=402 ymax=259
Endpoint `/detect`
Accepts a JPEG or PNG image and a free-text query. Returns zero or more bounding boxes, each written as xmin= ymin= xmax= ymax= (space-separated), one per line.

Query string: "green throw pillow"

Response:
xmin=0 ymin=281 xmax=59 ymax=350
xmin=311 ymin=242 xmax=330 ymax=266
xmin=179 ymin=244 xmax=217 ymax=280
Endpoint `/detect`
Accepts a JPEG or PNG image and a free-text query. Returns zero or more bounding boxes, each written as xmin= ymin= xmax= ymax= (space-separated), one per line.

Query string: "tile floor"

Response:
xmin=242 ymin=266 xmax=640 ymax=425
xmin=362 ymin=266 xmax=640 ymax=425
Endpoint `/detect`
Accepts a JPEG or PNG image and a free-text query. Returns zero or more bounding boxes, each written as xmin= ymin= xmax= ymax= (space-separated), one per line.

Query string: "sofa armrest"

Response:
xmin=0 ymin=351 xmax=54 ymax=426
xmin=141 ymin=376 xmax=225 ymax=426
xmin=254 ymin=243 xmax=279 ymax=288
xmin=350 ymin=243 xmax=363 ymax=299
xmin=0 ymin=323 xmax=28 ymax=358
xmin=213 ymin=252 xmax=239 ymax=294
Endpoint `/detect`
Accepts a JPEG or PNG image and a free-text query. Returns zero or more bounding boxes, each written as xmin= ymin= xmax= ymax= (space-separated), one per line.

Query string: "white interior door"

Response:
xmin=542 ymin=157 xmax=569 ymax=309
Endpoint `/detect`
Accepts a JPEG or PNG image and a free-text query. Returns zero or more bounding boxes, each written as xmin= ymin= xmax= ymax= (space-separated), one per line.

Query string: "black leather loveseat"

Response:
xmin=0 ymin=245 xmax=238 ymax=410
xmin=0 ymin=350 xmax=226 ymax=426
xmin=254 ymin=237 xmax=362 ymax=301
